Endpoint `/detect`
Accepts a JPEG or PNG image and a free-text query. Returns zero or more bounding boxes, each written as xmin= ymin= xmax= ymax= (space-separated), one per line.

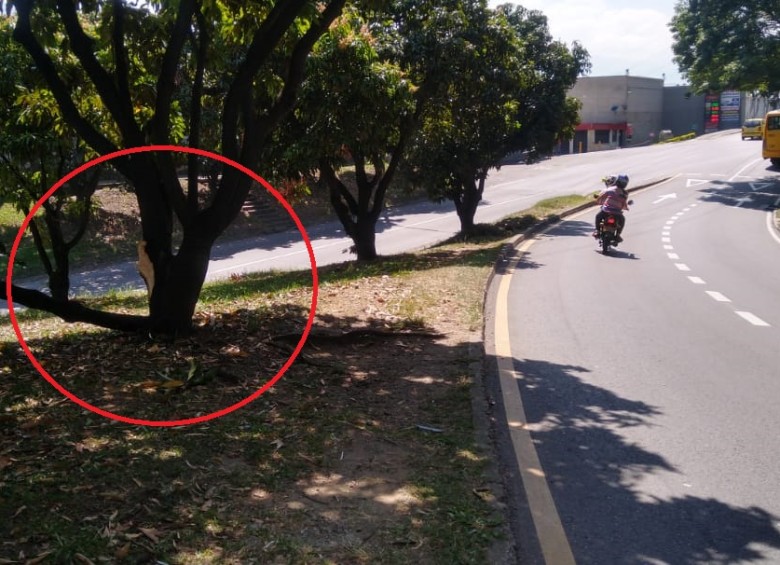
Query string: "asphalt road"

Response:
xmin=494 ymin=134 xmax=780 ymax=563
xmin=3 ymin=130 xmax=742 ymax=309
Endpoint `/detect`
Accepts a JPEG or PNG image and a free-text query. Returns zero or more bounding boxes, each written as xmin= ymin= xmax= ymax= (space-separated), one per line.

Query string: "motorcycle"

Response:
xmin=593 ymin=196 xmax=633 ymax=255
xmin=596 ymin=213 xmax=621 ymax=255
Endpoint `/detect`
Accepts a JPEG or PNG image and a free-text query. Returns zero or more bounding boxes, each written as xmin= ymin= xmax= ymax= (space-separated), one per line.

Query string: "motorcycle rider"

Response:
xmin=593 ymin=174 xmax=630 ymax=242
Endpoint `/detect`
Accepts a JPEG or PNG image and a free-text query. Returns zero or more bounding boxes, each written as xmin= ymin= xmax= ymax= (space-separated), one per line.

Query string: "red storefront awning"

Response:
xmin=576 ymin=122 xmax=628 ymax=131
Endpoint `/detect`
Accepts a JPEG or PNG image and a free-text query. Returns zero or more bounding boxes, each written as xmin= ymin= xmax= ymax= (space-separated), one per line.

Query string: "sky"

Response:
xmin=489 ymin=0 xmax=687 ymax=86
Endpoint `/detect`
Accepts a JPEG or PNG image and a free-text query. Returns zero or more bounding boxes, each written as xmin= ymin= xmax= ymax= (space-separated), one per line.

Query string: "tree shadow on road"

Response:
xmin=487 ymin=356 xmax=780 ymax=564
xmin=697 ymin=175 xmax=780 ymax=213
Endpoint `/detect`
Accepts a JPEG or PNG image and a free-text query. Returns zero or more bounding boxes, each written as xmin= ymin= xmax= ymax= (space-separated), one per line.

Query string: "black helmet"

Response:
xmin=603 ymin=174 xmax=629 ymax=189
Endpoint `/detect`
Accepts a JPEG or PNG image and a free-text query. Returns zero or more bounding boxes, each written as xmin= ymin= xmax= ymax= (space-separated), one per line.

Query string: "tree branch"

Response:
xmin=56 ymin=0 xmax=143 ymax=145
xmin=246 ymin=0 xmax=348 ymax=157
xmin=321 ymin=159 xmax=358 ymax=240
xmin=25 ymin=210 xmax=55 ymax=280
xmin=2 ymin=285 xmax=150 ymax=333
xmin=187 ymin=6 xmax=209 ymax=220
xmin=65 ymin=168 xmax=99 ymax=251
xmin=220 ymin=0 xmax=310 ymax=160
xmin=196 ymin=1 xmax=346 ymax=241
xmin=12 ymin=1 xmax=118 ymax=157
xmin=150 ymin=0 xmax=197 ymax=145
xmin=111 ymin=0 xmax=133 ymax=122
xmin=370 ymin=120 xmax=414 ymax=222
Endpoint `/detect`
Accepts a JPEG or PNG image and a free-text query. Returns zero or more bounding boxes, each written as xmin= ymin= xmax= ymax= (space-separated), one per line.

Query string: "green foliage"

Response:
xmin=670 ymin=0 xmax=780 ymax=94
xmin=1 ymin=0 xmax=350 ymax=332
xmin=269 ymin=8 xmax=415 ymax=178
xmin=0 ymin=17 xmax=106 ymax=291
xmin=403 ymin=3 xmax=588 ymax=231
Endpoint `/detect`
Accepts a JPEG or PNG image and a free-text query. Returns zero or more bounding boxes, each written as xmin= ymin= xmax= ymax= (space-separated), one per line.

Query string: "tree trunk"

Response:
xmin=147 ymin=231 xmax=214 ymax=335
xmin=455 ymin=175 xmax=484 ymax=235
xmin=353 ymin=218 xmax=378 ymax=261
xmin=48 ymin=267 xmax=70 ymax=303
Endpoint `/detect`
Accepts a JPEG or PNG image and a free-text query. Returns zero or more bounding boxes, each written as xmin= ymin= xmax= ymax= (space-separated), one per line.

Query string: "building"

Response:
xmin=562 ymin=74 xmax=664 ymax=154
xmin=558 ymin=74 xmax=775 ymax=155
xmin=662 ymin=86 xmax=707 ymax=136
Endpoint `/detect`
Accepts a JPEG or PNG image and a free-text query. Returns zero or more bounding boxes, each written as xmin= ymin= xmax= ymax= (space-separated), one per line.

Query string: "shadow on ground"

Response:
xmin=1 ymin=305 xmax=500 ymax=563
xmin=488 ymin=355 xmax=780 ymax=564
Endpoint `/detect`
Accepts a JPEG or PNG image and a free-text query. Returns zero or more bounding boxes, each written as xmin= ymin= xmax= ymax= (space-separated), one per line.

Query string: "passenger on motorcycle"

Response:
xmin=593 ymin=174 xmax=630 ymax=242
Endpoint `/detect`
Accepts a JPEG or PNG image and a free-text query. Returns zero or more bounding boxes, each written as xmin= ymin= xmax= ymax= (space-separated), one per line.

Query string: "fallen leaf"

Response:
xmin=220 ymin=344 xmax=248 ymax=358
xmin=160 ymin=380 xmax=185 ymax=390
xmin=139 ymin=527 xmax=161 ymax=544
xmin=74 ymin=554 xmax=95 ymax=565
xmin=186 ymin=359 xmax=198 ymax=380
xmin=24 ymin=551 xmax=53 ymax=565
xmin=115 ymin=543 xmax=131 ymax=560
xmin=0 ymin=455 xmax=11 ymax=470
xmin=12 ymin=505 xmax=26 ymax=518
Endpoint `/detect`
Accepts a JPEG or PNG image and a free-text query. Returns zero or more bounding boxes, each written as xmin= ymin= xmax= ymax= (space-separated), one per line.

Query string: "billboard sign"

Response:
xmin=720 ymin=90 xmax=741 ymax=128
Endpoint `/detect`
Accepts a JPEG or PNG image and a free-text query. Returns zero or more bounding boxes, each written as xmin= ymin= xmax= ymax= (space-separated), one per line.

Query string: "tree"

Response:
xmin=1 ymin=0 xmax=348 ymax=335
xmin=270 ymin=0 xmax=482 ymax=261
xmin=268 ymin=8 xmax=416 ymax=261
xmin=670 ymin=0 xmax=780 ymax=95
xmin=0 ymin=17 xmax=105 ymax=302
xmin=405 ymin=4 xmax=588 ymax=234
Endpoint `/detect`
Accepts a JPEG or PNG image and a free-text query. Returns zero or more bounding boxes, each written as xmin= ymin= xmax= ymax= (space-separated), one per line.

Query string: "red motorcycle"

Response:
xmin=596 ymin=213 xmax=621 ymax=255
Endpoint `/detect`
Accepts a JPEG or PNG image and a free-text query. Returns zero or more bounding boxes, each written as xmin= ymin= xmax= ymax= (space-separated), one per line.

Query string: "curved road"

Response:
xmin=490 ymin=135 xmax=780 ymax=563
xmin=2 ymin=131 xmax=748 ymax=306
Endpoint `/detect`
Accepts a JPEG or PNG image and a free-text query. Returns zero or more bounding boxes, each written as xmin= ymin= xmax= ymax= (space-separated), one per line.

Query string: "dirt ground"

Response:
xmin=1 ymin=239 xmax=509 ymax=563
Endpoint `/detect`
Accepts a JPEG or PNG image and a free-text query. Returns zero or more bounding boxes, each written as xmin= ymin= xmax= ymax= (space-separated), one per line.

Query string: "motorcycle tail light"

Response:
xmin=607 ymin=217 xmax=616 ymax=224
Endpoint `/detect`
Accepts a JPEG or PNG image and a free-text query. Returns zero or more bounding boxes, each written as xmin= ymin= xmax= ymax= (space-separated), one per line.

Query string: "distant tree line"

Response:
xmin=671 ymin=0 xmax=780 ymax=99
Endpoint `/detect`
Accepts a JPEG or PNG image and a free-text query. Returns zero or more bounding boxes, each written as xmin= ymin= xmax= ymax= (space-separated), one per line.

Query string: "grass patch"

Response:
xmin=659 ymin=132 xmax=696 ymax=144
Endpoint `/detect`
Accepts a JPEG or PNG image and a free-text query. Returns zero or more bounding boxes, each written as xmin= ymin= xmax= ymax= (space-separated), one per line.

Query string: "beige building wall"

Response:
xmin=568 ymin=75 xmax=664 ymax=150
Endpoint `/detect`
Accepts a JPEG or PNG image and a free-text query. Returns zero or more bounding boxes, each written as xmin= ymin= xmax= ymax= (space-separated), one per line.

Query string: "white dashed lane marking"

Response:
xmin=663 ymin=200 xmax=771 ymax=328
xmin=737 ymin=312 xmax=771 ymax=327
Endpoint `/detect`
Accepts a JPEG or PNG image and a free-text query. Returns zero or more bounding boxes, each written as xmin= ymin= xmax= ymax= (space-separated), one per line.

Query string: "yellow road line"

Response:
xmin=492 ymin=176 xmax=677 ymax=563
xmin=494 ymin=238 xmax=576 ymax=565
